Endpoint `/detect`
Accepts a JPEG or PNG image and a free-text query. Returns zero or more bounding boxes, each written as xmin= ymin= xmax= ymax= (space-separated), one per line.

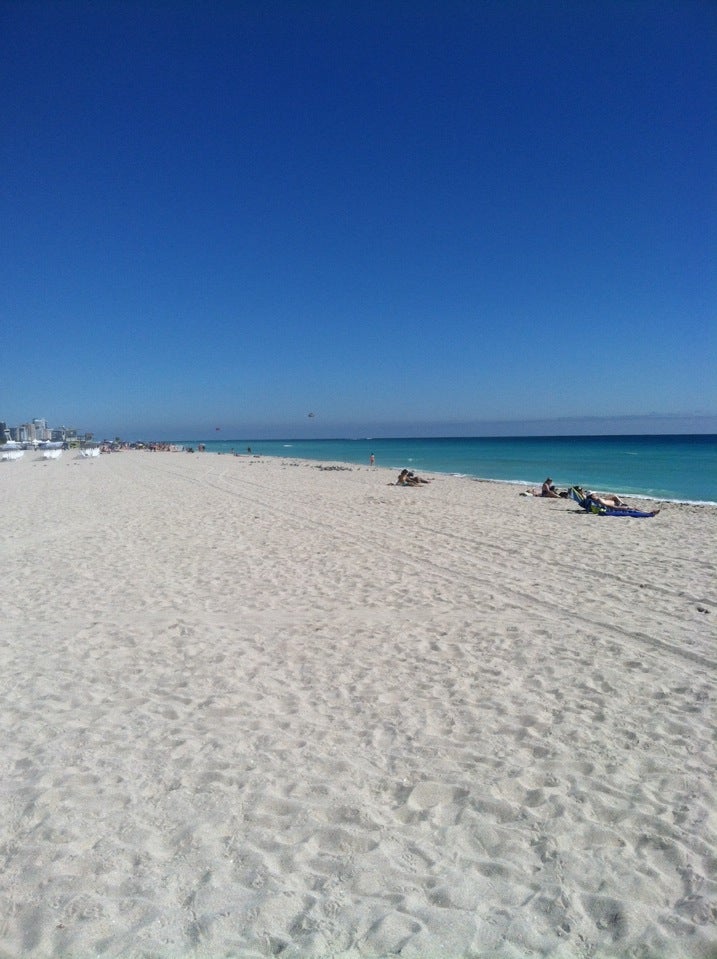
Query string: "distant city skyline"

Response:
xmin=0 ymin=416 xmax=89 ymax=444
xmin=1 ymin=3 xmax=714 ymax=437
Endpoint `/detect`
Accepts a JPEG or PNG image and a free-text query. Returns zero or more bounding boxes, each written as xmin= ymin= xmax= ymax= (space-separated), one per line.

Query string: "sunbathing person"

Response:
xmin=586 ymin=491 xmax=628 ymax=508
xmin=541 ymin=477 xmax=560 ymax=498
xmin=396 ymin=469 xmax=430 ymax=486
xmin=526 ymin=477 xmax=561 ymax=497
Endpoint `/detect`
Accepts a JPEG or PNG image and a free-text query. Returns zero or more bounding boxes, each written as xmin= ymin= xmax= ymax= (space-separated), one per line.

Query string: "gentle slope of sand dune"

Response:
xmin=1 ymin=451 xmax=715 ymax=957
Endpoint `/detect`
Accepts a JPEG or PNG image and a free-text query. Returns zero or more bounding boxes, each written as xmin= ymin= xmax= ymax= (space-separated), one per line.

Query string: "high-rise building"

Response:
xmin=32 ymin=418 xmax=51 ymax=441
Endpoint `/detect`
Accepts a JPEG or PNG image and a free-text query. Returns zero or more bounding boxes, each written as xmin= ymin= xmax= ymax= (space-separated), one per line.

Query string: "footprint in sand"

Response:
xmin=406 ymin=781 xmax=468 ymax=810
xmin=582 ymin=894 xmax=629 ymax=941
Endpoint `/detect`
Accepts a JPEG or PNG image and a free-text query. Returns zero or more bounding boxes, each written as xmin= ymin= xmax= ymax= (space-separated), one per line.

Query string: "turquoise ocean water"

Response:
xmin=179 ymin=435 xmax=717 ymax=505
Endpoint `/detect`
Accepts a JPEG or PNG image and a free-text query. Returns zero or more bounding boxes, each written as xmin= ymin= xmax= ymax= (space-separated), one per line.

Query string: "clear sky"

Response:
xmin=1 ymin=0 xmax=715 ymax=439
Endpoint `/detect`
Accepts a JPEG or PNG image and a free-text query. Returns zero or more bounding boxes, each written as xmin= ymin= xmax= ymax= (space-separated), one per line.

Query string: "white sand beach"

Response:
xmin=1 ymin=450 xmax=715 ymax=958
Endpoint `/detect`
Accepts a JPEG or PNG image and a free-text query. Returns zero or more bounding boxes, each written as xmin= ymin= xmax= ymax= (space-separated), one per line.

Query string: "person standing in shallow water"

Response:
xmin=369 ymin=453 xmax=375 ymax=467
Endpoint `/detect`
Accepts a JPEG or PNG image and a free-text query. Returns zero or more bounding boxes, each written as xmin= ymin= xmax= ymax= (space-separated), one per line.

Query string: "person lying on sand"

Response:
xmin=582 ymin=490 xmax=660 ymax=516
xmin=395 ymin=469 xmax=431 ymax=486
xmin=587 ymin=491 xmax=628 ymax=507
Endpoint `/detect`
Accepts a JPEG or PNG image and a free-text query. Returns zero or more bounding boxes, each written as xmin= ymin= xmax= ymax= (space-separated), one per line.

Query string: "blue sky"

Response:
xmin=1 ymin=0 xmax=715 ymax=439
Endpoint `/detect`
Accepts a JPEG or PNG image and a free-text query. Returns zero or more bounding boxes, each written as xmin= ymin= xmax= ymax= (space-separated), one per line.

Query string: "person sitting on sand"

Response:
xmin=542 ymin=477 xmax=560 ymax=498
xmin=524 ymin=477 xmax=569 ymax=498
xmin=395 ymin=469 xmax=430 ymax=486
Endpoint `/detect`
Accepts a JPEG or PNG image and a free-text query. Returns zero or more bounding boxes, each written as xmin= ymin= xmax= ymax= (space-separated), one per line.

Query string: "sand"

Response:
xmin=0 ymin=449 xmax=715 ymax=958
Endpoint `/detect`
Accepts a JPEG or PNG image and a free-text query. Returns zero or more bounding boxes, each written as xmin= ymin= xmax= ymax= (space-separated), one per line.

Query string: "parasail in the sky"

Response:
xmin=307 ymin=412 xmax=315 ymax=418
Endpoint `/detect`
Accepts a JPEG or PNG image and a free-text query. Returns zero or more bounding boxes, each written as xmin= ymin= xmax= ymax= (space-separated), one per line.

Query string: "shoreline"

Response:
xmin=200 ymin=448 xmax=717 ymax=508
xmin=5 ymin=441 xmax=717 ymax=506
xmin=2 ymin=450 xmax=715 ymax=957
xmin=174 ymin=433 xmax=717 ymax=506
xmin=455 ymin=473 xmax=716 ymax=508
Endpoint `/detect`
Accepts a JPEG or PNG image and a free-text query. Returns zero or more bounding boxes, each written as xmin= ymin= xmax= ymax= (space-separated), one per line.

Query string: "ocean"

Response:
xmin=177 ymin=435 xmax=717 ymax=505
